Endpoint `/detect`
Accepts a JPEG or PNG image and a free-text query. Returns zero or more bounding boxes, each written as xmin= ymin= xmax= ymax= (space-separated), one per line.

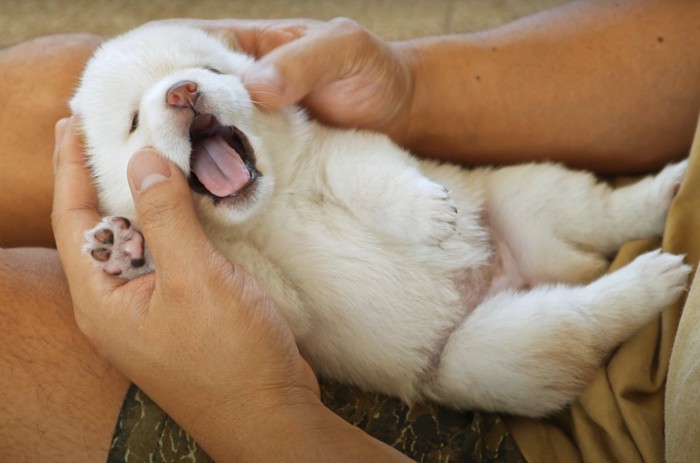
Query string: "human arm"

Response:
xmin=399 ymin=0 xmax=700 ymax=172
xmin=173 ymin=0 xmax=700 ymax=173
xmin=51 ymin=117 xmax=413 ymax=463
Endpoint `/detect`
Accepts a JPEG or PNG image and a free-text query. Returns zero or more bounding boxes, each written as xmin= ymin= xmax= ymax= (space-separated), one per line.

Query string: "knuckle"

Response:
xmin=328 ymin=16 xmax=360 ymax=31
xmin=326 ymin=17 xmax=375 ymax=52
xmin=256 ymin=19 xmax=321 ymax=55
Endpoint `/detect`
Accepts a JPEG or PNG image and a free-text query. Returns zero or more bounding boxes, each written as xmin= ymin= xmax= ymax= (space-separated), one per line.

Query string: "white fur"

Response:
xmin=72 ymin=24 xmax=691 ymax=417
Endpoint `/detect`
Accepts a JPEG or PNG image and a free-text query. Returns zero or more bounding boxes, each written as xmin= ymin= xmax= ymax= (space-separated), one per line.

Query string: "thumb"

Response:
xmin=127 ymin=149 xmax=214 ymax=275
xmin=242 ymin=19 xmax=362 ymax=110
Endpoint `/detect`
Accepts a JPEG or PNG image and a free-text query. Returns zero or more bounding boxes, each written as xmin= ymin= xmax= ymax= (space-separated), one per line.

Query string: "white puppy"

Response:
xmin=71 ymin=23 xmax=690 ymax=417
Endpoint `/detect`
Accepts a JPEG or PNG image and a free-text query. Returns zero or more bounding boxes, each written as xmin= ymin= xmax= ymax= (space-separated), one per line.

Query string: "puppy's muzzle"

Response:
xmin=167 ymin=80 xmax=199 ymax=109
xmin=187 ymin=113 xmax=260 ymax=203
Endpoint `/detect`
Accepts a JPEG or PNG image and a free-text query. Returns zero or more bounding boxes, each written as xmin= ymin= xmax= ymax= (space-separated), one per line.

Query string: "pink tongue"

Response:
xmin=191 ymin=135 xmax=251 ymax=197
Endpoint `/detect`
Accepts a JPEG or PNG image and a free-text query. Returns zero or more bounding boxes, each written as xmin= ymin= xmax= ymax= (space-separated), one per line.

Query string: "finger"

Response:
xmin=156 ymin=18 xmax=315 ymax=57
xmin=51 ymin=116 xmax=108 ymax=287
xmin=52 ymin=117 xmax=69 ymax=172
xmin=201 ymin=18 xmax=319 ymax=57
xmin=157 ymin=18 xmax=327 ymax=110
xmin=242 ymin=18 xmax=370 ymax=110
xmin=52 ymin=116 xmax=101 ymax=225
xmin=127 ymin=149 xmax=216 ymax=279
xmin=234 ymin=19 xmax=323 ymax=57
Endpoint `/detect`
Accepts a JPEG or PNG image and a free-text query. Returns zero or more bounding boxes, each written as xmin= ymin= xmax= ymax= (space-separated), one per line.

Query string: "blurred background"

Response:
xmin=1 ymin=0 xmax=569 ymax=47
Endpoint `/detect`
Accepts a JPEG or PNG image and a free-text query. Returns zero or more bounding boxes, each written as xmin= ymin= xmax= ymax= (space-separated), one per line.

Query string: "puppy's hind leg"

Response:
xmin=483 ymin=160 xmax=687 ymax=285
xmin=422 ymin=250 xmax=690 ymax=417
xmin=599 ymin=160 xmax=687 ymax=245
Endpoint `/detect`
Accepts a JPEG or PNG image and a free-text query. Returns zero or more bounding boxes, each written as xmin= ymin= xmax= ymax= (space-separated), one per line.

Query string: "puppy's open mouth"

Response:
xmin=188 ymin=114 xmax=259 ymax=202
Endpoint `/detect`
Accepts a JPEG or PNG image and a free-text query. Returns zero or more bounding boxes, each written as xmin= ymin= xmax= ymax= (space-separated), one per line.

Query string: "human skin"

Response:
xmin=5 ymin=0 xmax=699 ymax=244
xmin=1 ymin=0 xmax=699 ymax=459
xmin=0 ymin=33 xmax=103 ymax=248
xmin=0 ymin=33 xmax=131 ymax=462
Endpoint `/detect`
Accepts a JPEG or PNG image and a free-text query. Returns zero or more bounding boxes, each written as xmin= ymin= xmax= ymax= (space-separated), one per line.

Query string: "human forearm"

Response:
xmin=174 ymin=395 xmax=413 ymax=462
xmin=397 ymin=0 xmax=700 ymax=173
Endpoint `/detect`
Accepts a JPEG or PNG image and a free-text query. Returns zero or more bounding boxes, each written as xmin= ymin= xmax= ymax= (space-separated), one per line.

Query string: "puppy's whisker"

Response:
xmin=251 ymin=101 xmax=273 ymax=111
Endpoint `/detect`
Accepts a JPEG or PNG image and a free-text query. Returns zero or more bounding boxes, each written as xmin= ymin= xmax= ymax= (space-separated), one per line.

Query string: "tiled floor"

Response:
xmin=1 ymin=0 xmax=569 ymax=47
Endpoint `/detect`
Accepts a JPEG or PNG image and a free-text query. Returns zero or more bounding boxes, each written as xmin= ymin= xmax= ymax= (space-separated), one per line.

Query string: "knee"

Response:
xmin=9 ymin=32 xmax=102 ymax=52
xmin=4 ymin=32 xmax=102 ymax=78
xmin=50 ymin=32 xmax=104 ymax=54
xmin=14 ymin=33 xmax=103 ymax=66
xmin=2 ymin=33 xmax=103 ymax=115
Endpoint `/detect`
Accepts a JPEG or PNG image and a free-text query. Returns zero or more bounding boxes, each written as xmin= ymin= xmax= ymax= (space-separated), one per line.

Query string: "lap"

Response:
xmin=0 ymin=33 xmax=128 ymax=461
xmin=0 ymin=32 xmax=102 ymax=248
xmin=0 ymin=247 xmax=129 ymax=461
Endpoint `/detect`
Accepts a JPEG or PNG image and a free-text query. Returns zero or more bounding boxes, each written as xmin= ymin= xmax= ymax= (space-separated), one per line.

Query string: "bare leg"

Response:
xmin=0 ymin=34 xmax=129 ymax=460
xmin=0 ymin=33 xmax=102 ymax=248
xmin=0 ymin=247 xmax=130 ymax=461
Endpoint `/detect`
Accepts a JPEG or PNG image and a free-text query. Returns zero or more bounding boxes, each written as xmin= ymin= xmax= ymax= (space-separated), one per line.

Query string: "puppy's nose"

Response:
xmin=166 ymin=80 xmax=199 ymax=108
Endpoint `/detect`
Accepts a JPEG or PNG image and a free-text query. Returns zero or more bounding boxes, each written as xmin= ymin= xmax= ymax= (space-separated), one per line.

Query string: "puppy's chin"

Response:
xmin=193 ymin=176 xmax=274 ymax=228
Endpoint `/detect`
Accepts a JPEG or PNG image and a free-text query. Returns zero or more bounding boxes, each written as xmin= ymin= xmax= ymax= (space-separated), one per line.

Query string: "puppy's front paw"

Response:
xmin=383 ymin=180 xmax=458 ymax=245
xmin=418 ymin=183 xmax=459 ymax=244
xmin=83 ymin=217 xmax=153 ymax=279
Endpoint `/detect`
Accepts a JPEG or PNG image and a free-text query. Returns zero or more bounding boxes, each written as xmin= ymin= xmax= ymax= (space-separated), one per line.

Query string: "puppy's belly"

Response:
xmin=484 ymin=229 xmax=529 ymax=297
xmin=453 ymin=226 xmax=530 ymax=313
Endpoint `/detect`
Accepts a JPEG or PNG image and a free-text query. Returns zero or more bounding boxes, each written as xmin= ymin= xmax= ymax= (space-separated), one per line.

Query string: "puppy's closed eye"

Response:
xmin=205 ymin=66 xmax=223 ymax=75
xmin=129 ymin=111 xmax=139 ymax=133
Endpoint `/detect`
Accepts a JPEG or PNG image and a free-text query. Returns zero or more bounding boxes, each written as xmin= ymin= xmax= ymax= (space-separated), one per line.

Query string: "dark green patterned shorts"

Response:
xmin=108 ymin=381 xmax=524 ymax=463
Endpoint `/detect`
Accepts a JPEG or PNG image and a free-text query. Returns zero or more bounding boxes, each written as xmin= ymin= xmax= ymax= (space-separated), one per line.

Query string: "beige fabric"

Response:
xmin=666 ymin=271 xmax=700 ymax=462
xmin=665 ymin=119 xmax=700 ymax=463
xmin=510 ymin=117 xmax=700 ymax=462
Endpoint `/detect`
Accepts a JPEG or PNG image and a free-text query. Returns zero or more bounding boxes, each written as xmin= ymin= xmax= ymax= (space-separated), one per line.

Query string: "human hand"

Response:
xmin=51 ymin=116 xmax=321 ymax=457
xmin=161 ymin=17 xmax=415 ymax=143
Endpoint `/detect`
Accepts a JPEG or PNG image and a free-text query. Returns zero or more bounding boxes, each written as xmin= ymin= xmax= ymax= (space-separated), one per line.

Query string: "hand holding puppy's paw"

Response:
xmin=83 ymin=216 xmax=153 ymax=279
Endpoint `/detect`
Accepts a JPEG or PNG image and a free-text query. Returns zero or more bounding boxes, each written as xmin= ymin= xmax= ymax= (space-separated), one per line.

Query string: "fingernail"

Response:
xmin=128 ymin=149 xmax=172 ymax=193
xmin=54 ymin=117 xmax=70 ymax=144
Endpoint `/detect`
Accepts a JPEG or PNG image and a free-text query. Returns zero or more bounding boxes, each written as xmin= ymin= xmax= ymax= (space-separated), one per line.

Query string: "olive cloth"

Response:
xmin=108 ymin=381 xmax=525 ymax=462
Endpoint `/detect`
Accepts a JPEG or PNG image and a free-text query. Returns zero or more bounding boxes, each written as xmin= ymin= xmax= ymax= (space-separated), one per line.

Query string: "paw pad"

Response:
xmin=83 ymin=216 xmax=152 ymax=279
